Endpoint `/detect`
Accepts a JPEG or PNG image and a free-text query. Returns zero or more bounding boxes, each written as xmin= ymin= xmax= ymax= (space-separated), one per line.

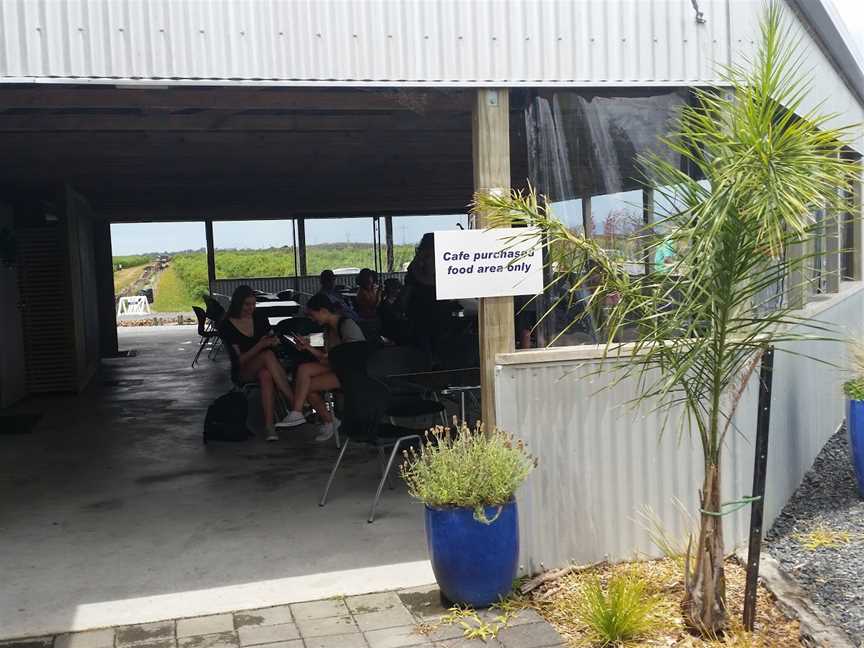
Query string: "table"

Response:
xmin=384 ymin=367 xmax=481 ymax=423
xmin=267 ymin=316 xmax=292 ymax=327
xmin=255 ymin=300 xmax=300 ymax=317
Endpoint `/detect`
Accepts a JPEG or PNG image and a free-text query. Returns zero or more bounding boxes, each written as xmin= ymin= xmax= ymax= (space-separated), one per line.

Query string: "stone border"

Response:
xmin=735 ymin=549 xmax=855 ymax=648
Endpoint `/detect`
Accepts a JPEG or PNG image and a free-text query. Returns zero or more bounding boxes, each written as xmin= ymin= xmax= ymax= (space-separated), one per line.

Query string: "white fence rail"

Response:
xmin=116 ymin=295 xmax=151 ymax=316
xmin=495 ymin=284 xmax=864 ymax=574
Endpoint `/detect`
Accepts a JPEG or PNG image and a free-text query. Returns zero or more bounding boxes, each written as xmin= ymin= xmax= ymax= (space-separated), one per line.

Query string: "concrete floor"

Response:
xmin=0 ymin=327 xmax=431 ymax=639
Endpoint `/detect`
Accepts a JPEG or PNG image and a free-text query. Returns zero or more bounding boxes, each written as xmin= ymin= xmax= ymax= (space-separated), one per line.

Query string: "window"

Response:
xmin=109 ymin=221 xmax=207 ymax=311
xmin=525 ymin=88 xmax=688 ymax=344
xmin=212 ymin=219 xmax=296 ymax=279
xmin=304 ymin=217 xmax=377 ymax=276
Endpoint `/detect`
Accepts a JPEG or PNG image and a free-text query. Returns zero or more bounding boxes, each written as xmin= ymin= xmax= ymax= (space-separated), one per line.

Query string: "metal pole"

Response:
xmin=743 ymin=346 xmax=774 ymax=631
xmin=204 ymin=219 xmax=216 ymax=292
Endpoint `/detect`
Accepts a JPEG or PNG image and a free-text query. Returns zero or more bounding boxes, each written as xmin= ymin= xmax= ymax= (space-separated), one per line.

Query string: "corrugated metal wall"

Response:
xmin=0 ymin=0 xmax=731 ymax=85
xmin=495 ymin=286 xmax=864 ymax=573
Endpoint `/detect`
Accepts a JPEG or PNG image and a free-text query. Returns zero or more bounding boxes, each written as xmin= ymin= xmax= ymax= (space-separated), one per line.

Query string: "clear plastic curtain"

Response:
xmin=524 ymin=89 xmax=688 ymax=345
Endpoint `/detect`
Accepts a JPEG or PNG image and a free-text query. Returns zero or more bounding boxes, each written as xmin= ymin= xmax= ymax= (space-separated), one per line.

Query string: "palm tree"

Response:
xmin=476 ymin=3 xmax=860 ymax=635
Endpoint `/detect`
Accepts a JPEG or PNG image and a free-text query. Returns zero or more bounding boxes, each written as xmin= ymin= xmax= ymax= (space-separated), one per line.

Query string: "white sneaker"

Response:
xmin=276 ymin=411 xmax=307 ymax=429
xmin=265 ymin=428 xmax=279 ymax=442
xmin=315 ymin=417 xmax=341 ymax=442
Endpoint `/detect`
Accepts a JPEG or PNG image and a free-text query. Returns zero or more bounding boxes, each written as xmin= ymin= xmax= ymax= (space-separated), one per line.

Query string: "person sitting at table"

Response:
xmin=276 ymin=293 xmax=366 ymax=442
xmin=317 ymin=269 xmax=360 ymax=320
xmin=221 ymin=285 xmax=296 ymax=442
xmin=355 ymin=268 xmax=381 ymax=320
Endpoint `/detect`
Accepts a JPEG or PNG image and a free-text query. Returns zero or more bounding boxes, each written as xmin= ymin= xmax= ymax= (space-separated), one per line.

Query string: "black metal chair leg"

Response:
xmin=368 ymin=435 xmax=420 ymax=523
xmin=191 ymin=337 xmax=207 ymax=367
xmin=320 ymin=438 xmax=350 ymax=507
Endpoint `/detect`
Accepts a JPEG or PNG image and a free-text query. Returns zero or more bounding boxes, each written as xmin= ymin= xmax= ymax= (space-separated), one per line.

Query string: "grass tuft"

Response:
xmin=793 ymin=524 xmax=856 ymax=551
xmin=572 ymin=570 xmax=661 ymax=646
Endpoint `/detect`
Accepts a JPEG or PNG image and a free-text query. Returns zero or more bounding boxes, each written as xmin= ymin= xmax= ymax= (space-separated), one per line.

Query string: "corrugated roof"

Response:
xmin=0 ymin=0 xmax=731 ymax=86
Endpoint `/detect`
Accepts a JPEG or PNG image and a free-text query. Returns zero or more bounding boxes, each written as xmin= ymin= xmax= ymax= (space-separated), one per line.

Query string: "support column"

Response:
xmin=786 ymin=240 xmax=807 ymax=310
xmin=472 ymin=88 xmax=514 ymax=429
xmin=205 ymin=219 xmax=216 ymax=292
xmin=94 ymin=219 xmax=118 ymax=356
xmin=386 ymin=216 xmax=394 ymax=273
xmin=853 ymin=170 xmax=863 ymax=281
xmin=297 ymin=217 xmax=307 ymax=277
xmin=642 ymin=187 xmax=654 ymax=276
xmin=825 ymin=201 xmax=841 ymax=293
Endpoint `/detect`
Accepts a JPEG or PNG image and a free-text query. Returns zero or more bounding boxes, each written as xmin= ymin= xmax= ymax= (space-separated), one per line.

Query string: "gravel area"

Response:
xmin=766 ymin=428 xmax=864 ymax=645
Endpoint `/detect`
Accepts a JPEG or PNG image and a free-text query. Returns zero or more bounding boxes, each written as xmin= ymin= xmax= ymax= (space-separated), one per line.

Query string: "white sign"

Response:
xmin=434 ymin=228 xmax=544 ymax=300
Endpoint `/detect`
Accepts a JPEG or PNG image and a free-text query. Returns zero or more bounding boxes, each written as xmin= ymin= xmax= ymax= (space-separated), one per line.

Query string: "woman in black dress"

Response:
xmin=221 ymin=285 xmax=295 ymax=441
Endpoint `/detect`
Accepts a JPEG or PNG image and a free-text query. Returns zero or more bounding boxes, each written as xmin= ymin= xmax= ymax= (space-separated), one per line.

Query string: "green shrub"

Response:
xmin=400 ymin=421 xmax=536 ymax=522
xmin=844 ymin=378 xmax=864 ymax=401
xmin=573 ymin=571 xmax=661 ymax=646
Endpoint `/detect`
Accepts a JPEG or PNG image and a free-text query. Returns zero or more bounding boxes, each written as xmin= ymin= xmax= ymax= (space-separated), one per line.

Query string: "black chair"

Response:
xmin=191 ymin=306 xmax=219 ymax=367
xmin=367 ymin=345 xmax=430 ymax=396
xmin=367 ymin=346 xmax=447 ymax=426
xmin=203 ymin=296 xmax=226 ymax=360
xmin=319 ymin=341 xmax=422 ymax=522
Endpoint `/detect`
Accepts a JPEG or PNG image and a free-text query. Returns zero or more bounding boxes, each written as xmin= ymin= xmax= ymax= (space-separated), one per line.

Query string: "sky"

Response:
xmin=110 ymin=1 xmax=864 ymax=257
xmin=111 ymin=214 xmax=468 ymax=256
xmin=831 ymin=0 xmax=864 ymax=62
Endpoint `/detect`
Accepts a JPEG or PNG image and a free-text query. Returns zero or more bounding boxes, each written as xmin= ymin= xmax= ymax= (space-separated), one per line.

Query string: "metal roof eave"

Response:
xmin=788 ymin=0 xmax=864 ymax=110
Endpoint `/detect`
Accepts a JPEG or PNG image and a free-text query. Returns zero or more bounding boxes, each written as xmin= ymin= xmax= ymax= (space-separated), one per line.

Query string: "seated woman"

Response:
xmin=355 ymin=268 xmax=381 ymax=321
xmin=278 ymin=293 xmax=366 ymax=442
xmin=221 ymin=285 xmax=296 ymax=442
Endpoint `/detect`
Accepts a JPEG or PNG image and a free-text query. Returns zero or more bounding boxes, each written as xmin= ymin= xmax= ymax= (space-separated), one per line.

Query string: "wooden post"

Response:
xmin=204 ymin=219 xmax=216 ymax=292
xmin=472 ymin=88 xmax=514 ymax=428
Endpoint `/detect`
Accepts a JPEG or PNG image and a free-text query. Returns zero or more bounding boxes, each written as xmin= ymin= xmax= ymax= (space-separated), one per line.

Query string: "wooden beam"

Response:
xmin=0 ymin=110 xmax=472 ymax=133
xmin=205 ymin=219 xmax=216 ymax=290
xmin=0 ymin=87 xmax=473 ymax=113
xmin=472 ymin=88 xmax=514 ymax=429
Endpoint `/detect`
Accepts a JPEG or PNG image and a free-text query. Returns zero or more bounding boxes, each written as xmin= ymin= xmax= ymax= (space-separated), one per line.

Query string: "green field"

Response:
xmin=152 ymin=265 xmax=194 ymax=312
xmin=112 ymin=254 xmax=153 ymax=271
xmin=116 ymin=244 xmax=416 ymax=313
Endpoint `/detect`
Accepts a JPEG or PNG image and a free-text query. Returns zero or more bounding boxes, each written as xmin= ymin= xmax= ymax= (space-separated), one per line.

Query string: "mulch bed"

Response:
xmin=530 ymin=558 xmax=802 ymax=647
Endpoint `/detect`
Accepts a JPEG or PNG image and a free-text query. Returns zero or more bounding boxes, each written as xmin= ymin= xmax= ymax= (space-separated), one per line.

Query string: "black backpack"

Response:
xmin=203 ymin=391 xmax=252 ymax=443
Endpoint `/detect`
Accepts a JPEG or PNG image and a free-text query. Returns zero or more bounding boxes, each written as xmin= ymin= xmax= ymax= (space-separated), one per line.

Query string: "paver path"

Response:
xmin=0 ymin=585 xmax=566 ymax=648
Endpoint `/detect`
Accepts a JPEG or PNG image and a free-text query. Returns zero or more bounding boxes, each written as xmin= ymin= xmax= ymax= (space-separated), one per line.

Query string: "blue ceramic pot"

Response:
xmin=424 ymin=500 xmax=519 ymax=607
xmin=847 ymin=399 xmax=864 ymax=497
